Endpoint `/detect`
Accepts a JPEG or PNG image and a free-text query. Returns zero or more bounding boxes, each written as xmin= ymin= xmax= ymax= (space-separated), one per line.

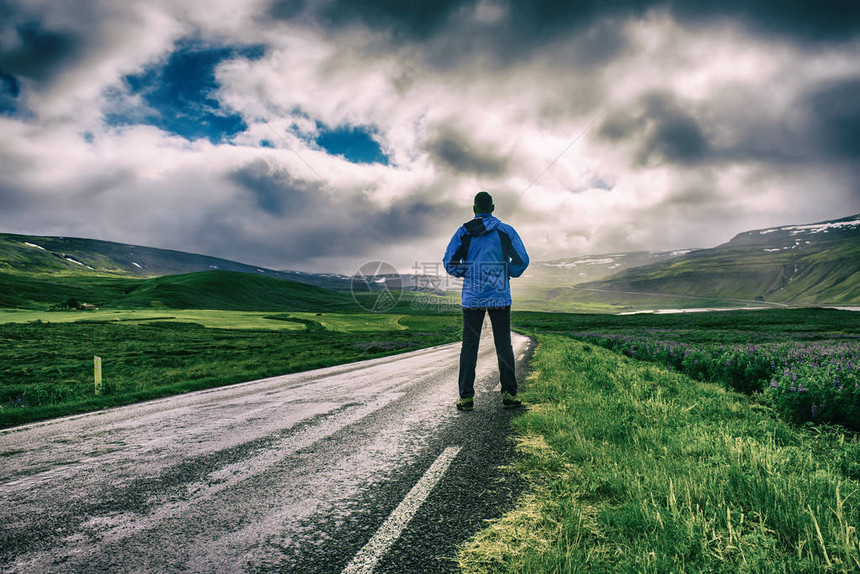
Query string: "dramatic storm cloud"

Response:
xmin=0 ymin=0 xmax=858 ymax=272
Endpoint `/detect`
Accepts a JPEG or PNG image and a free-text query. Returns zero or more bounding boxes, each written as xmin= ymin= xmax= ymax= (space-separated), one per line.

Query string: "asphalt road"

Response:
xmin=0 ymin=325 xmax=533 ymax=573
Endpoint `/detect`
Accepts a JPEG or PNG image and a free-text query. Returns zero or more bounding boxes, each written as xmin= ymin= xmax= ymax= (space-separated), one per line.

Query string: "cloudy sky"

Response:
xmin=1 ymin=0 xmax=858 ymax=273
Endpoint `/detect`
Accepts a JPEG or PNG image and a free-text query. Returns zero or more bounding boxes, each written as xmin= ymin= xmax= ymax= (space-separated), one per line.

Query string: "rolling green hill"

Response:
xmin=119 ymin=271 xmax=355 ymax=311
xmin=0 ymin=270 xmax=356 ymax=312
xmin=0 ymin=231 xmax=441 ymax=313
xmin=573 ymin=214 xmax=860 ymax=307
xmin=0 ymin=233 xmax=352 ymax=290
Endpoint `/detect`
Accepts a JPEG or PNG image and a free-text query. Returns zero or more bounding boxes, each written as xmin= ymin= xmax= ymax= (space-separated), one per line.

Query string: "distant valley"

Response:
xmin=1 ymin=213 xmax=858 ymax=313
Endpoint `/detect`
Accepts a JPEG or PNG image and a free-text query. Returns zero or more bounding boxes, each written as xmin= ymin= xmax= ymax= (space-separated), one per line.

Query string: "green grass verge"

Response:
xmin=458 ymin=334 xmax=860 ymax=572
xmin=0 ymin=312 xmax=460 ymax=428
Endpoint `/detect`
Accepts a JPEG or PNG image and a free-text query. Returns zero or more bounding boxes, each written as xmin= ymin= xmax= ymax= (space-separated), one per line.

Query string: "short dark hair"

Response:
xmin=474 ymin=191 xmax=494 ymax=212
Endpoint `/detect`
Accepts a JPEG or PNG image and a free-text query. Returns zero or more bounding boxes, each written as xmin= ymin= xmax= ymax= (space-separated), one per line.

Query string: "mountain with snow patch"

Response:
xmin=0 ymin=233 xmax=353 ymax=291
xmin=570 ymin=214 xmax=860 ymax=309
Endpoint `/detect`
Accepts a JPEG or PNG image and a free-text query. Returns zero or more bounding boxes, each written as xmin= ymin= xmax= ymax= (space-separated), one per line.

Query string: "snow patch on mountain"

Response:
xmin=545 ymin=258 xmax=617 ymax=268
xmin=759 ymin=218 xmax=860 ymax=235
xmin=65 ymin=257 xmax=95 ymax=270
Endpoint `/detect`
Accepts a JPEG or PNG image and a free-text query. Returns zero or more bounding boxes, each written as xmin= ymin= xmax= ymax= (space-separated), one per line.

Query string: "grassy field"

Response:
xmin=459 ymin=333 xmax=860 ymax=572
xmin=0 ymin=309 xmax=415 ymax=331
xmin=511 ymin=285 xmax=772 ymax=313
xmin=510 ymin=307 xmax=858 ymax=339
xmin=0 ymin=266 xmax=465 ymax=428
xmin=0 ymin=309 xmax=311 ymax=330
xmin=0 ymin=310 xmax=460 ymax=428
xmin=511 ymin=308 xmax=860 ymax=430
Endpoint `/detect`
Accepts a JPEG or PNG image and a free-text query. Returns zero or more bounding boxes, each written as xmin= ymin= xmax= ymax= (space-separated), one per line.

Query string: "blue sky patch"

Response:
xmin=314 ymin=123 xmax=389 ymax=165
xmin=0 ymin=72 xmax=22 ymax=116
xmin=106 ymin=42 xmax=263 ymax=143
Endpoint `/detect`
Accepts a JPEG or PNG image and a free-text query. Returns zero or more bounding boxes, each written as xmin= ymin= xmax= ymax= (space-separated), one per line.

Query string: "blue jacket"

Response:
xmin=443 ymin=213 xmax=529 ymax=308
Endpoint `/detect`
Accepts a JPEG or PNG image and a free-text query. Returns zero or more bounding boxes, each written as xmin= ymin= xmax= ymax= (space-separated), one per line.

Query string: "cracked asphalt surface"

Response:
xmin=0 ymin=326 xmax=532 ymax=573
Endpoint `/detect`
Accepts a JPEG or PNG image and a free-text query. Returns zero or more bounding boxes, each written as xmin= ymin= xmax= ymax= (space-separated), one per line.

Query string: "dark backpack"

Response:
xmin=451 ymin=218 xmax=523 ymax=267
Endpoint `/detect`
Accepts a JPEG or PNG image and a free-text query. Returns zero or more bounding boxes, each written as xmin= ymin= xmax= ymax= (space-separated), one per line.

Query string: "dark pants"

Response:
xmin=458 ymin=306 xmax=517 ymax=399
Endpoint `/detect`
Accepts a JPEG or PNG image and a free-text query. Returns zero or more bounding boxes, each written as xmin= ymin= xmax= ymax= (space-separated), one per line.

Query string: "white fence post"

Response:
xmin=94 ymin=356 xmax=103 ymax=395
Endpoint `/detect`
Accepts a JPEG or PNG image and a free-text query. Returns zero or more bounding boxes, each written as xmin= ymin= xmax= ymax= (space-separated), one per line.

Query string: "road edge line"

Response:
xmin=341 ymin=445 xmax=463 ymax=574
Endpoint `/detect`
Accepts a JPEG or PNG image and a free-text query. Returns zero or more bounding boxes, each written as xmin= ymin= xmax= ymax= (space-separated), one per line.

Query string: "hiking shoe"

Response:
xmin=456 ymin=397 xmax=474 ymax=411
xmin=502 ymin=392 xmax=522 ymax=409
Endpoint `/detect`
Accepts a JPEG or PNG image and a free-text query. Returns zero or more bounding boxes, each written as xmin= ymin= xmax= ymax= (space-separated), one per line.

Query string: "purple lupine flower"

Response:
xmin=770 ymin=381 xmax=779 ymax=388
xmin=811 ymin=404 xmax=818 ymax=418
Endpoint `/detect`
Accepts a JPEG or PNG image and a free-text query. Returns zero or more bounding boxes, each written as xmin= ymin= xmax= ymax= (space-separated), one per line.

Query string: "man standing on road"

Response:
xmin=443 ymin=191 xmax=530 ymax=411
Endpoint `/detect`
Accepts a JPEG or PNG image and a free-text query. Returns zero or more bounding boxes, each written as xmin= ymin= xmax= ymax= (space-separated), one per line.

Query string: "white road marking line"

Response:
xmin=342 ymin=445 xmax=462 ymax=574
